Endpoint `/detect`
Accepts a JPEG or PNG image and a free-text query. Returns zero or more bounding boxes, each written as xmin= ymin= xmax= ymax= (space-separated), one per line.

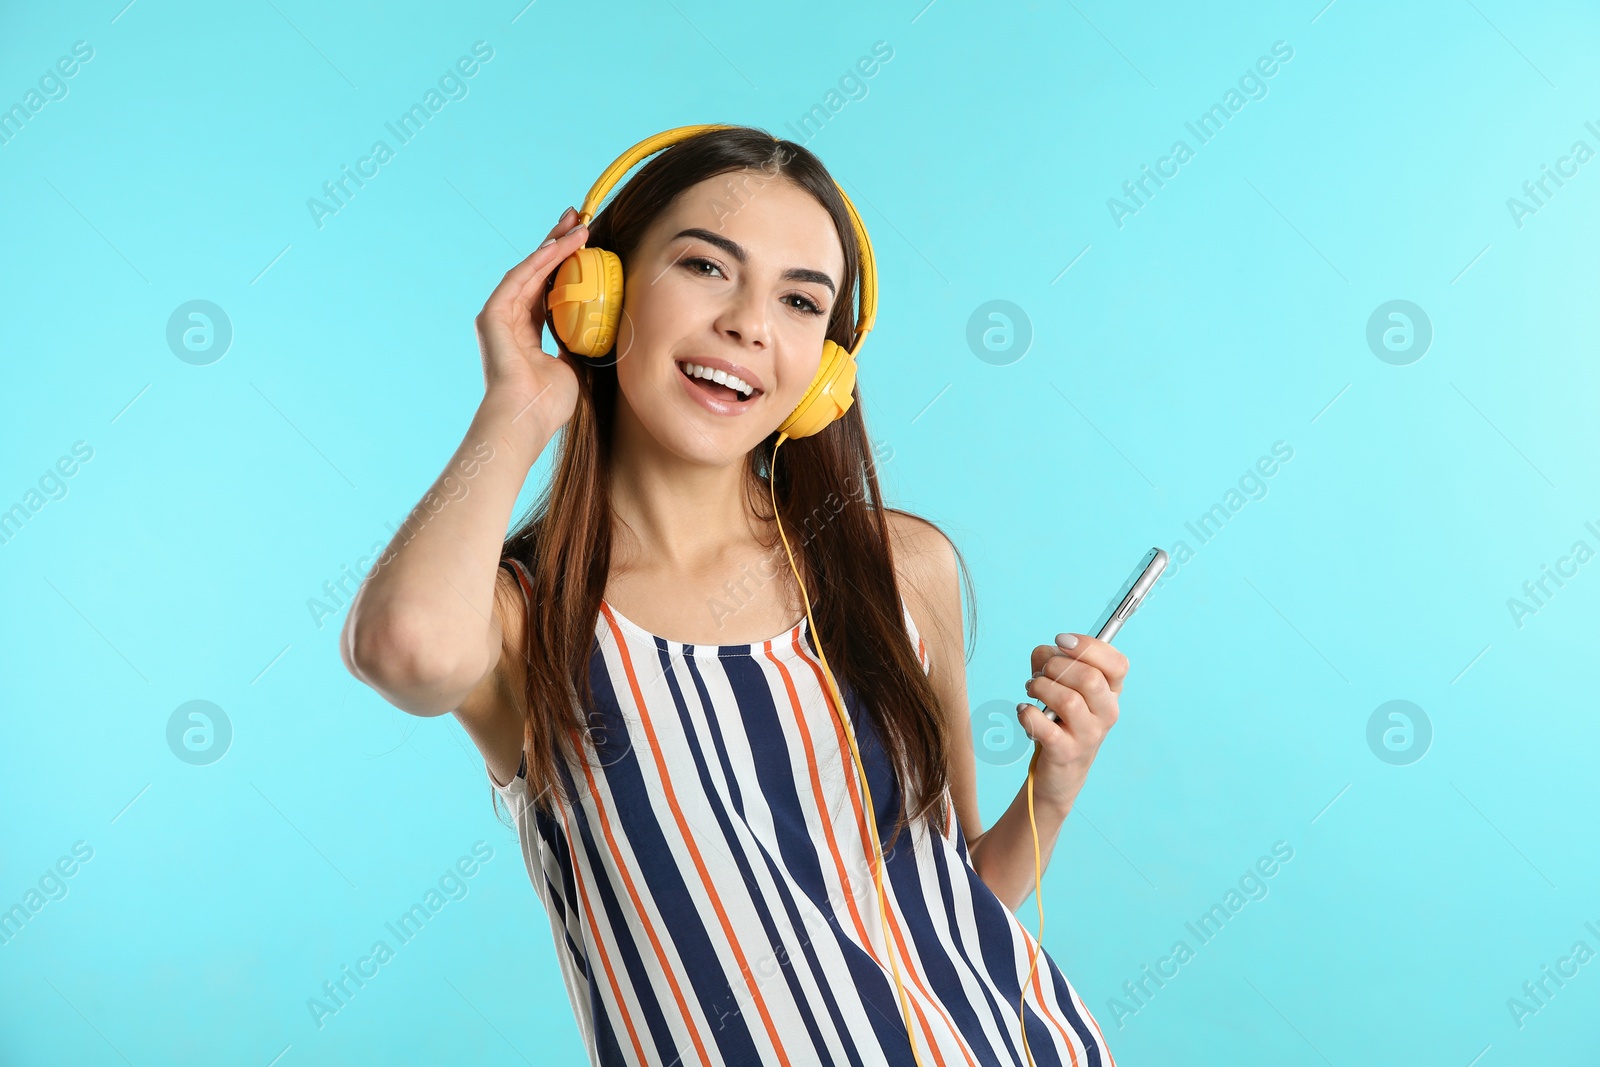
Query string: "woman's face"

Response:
xmin=611 ymin=171 xmax=847 ymax=465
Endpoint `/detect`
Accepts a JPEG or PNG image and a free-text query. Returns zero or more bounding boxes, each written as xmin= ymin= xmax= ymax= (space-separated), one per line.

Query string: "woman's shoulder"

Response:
xmin=884 ymin=507 xmax=958 ymax=585
xmin=883 ymin=508 xmax=962 ymax=661
xmin=884 ymin=507 xmax=949 ymax=549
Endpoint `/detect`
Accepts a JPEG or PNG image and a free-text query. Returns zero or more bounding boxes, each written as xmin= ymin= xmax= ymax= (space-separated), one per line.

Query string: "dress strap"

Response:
xmin=899 ymin=591 xmax=932 ymax=676
xmin=499 ymin=557 xmax=534 ymax=605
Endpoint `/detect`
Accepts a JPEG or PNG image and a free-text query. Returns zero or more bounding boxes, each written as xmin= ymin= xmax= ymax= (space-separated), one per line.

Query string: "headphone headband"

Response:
xmin=575 ymin=124 xmax=877 ymax=357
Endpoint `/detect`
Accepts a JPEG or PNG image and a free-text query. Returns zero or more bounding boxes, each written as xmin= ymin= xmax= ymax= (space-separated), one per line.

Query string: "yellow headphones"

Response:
xmin=550 ymin=126 xmax=1050 ymax=1067
xmin=544 ymin=122 xmax=876 ymax=443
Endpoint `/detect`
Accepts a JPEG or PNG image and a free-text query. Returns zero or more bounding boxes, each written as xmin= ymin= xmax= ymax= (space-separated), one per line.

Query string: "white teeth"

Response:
xmin=680 ymin=361 xmax=755 ymax=398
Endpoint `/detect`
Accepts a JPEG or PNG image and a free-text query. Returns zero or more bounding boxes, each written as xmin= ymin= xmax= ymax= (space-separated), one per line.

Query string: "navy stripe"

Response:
xmin=589 ymin=981 xmax=627 ymax=1067
xmin=584 ymin=632 xmax=765 ymax=1063
xmin=557 ymin=752 xmax=679 ymax=1061
xmin=968 ymin=882 xmax=1069 ymax=1064
xmin=542 ymin=871 xmax=588 ymax=978
xmin=722 ymin=648 xmax=916 ymax=1063
xmin=649 ymin=635 xmax=838 ymax=1064
xmin=1047 ymin=951 xmax=1104 ymax=1067
xmin=928 ymin=836 xmax=1029 ymax=1065
xmin=883 ymin=825 xmax=1005 ymax=1067
xmin=536 ymin=806 xmax=590 ymax=980
xmin=681 ymin=647 xmax=865 ymax=1067
xmin=846 ymin=678 xmax=1013 ymax=1065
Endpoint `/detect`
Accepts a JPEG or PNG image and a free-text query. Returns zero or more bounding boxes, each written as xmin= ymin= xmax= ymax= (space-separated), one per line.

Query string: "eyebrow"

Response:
xmin=671 ymin=227 xmax=836 ymax=297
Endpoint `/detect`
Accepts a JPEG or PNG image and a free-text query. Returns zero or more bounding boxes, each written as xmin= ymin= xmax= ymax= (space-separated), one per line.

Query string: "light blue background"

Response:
xmin=3 ymin=0 xmax=1597 ymax=1064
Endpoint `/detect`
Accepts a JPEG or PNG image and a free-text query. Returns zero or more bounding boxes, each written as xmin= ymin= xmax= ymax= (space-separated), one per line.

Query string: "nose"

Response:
xmin=717 ymin=284 xmax=771 ymax=350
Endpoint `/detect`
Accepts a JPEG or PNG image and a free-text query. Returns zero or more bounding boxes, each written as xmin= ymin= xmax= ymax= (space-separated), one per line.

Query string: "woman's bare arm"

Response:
xmin=340 ymin=206 xmax=589 ymax=719
xmin=339 ymin=396 xmax=556 ymax=716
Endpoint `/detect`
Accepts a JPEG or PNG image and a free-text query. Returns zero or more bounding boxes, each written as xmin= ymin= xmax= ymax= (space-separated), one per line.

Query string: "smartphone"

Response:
xmin=1041 ymin=547 xmax=1167 ymax=722
xmin=1091 ymin=547 xmax=1167 ymax=644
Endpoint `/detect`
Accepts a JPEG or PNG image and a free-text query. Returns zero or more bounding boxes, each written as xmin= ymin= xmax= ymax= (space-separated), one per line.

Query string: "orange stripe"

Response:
xmin=762 ymin=639 xmax=881 ymax=964
xmin=570 ymin=723 xmax=716 ymax=1066
xmin=1071 ymin=984 xmax=1117 ymax=1067
xmin=790 ymin=632 xmax=972 ymax=1065
xmin=903 ymin=985 xmax=944 ymax=1061
xmin=883 ymin=896 xmax=982 ymax=1067
xmin=1030 ymin=959 xmax=1080 ymax=1067
xmin=792 ymin=635 xmax=956 ymax=1062
xmin=499 ymin=569 xmax=666 ymax=1055
xmin=764 ymin=633 xmax=947 ymax=1062
xmin=1009 ymin=912 xmax=1081 ymax=1066
xmin=502 ymin=558 xmax=534 ymax=600
xmin=555 ymin=799 xmax=651 ymax=1065
xmin=1056 ymin=972 xmax=1120 ymax=1067
xmin=604 ymin=605 xmax=793 ymax=1066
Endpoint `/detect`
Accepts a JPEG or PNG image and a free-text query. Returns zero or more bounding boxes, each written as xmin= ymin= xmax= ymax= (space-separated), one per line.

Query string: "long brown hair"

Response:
xmin=494 ymin=125 xmax=975 ymax=850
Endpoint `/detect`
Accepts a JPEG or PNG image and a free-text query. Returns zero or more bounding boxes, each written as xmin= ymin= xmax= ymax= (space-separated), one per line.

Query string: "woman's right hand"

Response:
xmin=474 ymin=205 xmax=590 ymax=434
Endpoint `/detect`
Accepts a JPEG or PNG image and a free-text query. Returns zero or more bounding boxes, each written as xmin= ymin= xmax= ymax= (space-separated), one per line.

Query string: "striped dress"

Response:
xmin=490 ymin=558 xmax=1116 ymax=1067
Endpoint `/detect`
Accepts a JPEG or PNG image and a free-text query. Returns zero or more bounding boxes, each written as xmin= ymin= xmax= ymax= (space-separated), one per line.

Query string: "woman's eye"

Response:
xmin=681 ymin=256 xmax=724 ymax=278
xmin=682 ymin=255 xmax=823 ymax=316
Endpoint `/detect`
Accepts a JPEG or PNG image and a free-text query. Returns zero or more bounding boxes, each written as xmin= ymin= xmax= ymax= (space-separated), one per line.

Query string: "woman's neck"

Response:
xmin=609 ymin=452 xmax=761 ymax=571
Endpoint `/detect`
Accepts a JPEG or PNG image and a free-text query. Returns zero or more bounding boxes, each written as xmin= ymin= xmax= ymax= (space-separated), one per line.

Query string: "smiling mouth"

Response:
xmin=676 ymin=360 xmax=761 ymax=404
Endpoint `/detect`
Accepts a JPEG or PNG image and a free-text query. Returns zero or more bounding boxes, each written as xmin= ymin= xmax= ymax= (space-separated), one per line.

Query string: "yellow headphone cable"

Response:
xmin=770 ymin=434 xmax=1052 ymax=1067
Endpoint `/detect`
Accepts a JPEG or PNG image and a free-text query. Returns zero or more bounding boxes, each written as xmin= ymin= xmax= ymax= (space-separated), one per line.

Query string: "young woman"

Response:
xmin=342 ymin=125 xmax=1128 ymax=1067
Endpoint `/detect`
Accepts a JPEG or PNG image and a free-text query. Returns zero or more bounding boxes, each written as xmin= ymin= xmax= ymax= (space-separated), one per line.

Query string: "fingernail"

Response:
xmin=537 ymin=236 xmax=556 ymax=249
xmin=563 ymin=221 xmax=585 ymax=237
xmin=1056 ymin=633 xmax=1079 ymax=649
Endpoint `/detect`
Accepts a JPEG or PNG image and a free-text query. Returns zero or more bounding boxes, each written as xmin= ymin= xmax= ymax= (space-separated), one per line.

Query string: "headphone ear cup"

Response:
xmin=547 ymin=246 xmax=624 ymax=358
xmin=778 ymin=339 xmax=858 ymax=440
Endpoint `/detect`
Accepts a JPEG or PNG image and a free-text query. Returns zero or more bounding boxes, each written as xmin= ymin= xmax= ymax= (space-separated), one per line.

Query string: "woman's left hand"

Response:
xmin=1017 ymin=633 xmax=1130 ymax=815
